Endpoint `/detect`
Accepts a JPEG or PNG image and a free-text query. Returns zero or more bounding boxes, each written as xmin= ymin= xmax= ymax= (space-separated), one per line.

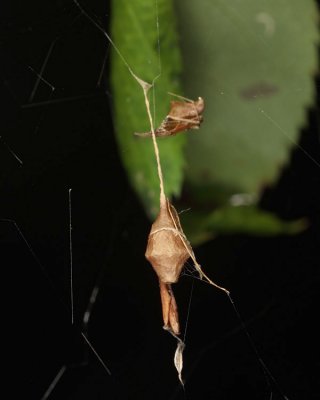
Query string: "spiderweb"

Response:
xmin=1 ymin=0 xmax=320 ymax=399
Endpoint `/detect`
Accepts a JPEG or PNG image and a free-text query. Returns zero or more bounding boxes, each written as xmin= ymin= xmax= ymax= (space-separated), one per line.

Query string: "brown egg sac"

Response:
xmin=145 ymin=198 xmax=192 ymax=335
xmin=135 ymin=97 xmax=204 ymax=137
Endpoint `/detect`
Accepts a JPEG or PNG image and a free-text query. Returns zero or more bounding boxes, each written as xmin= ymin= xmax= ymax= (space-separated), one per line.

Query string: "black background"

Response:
xmin=1 ymin=1 xmax=319 ymax=399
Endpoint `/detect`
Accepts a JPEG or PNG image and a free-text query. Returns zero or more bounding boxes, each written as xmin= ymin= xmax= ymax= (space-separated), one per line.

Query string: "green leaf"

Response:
xmin=171 ymin=0 xmax=319 ymax=242
xmin=175 ymin=0 xmax=319 ymax=202
xmin=181 ymin=205 xmax=308 ymax=245
xmin=111 ymin=0 xmax=318 ymax=242
xmin=110 ymin=0 xmax=184 ymax=217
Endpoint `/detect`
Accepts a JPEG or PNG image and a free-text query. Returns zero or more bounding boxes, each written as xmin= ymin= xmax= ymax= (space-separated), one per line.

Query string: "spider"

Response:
xmin=135 ymin=97 xmax=204 ymax=137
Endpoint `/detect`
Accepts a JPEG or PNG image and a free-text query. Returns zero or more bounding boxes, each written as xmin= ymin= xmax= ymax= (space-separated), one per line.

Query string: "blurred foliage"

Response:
xmin=182 ymin=206 xmax=308 ymax=245
xmin=111 ymin=0 xmax=319 ymax=243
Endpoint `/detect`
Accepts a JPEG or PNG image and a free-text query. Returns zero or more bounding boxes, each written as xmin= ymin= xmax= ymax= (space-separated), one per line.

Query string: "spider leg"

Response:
xmin=167 ymin=92 xmax=196 ymax=103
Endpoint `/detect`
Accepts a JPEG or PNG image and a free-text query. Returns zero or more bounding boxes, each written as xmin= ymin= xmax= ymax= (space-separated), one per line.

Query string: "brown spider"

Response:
xmin=135 ymin=97 xmax=204 ymax=138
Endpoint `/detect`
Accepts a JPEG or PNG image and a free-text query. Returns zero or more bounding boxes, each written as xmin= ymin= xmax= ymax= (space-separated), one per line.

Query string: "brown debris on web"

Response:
xmin=103 ymin=24 xmax=229 ymax=381
xmin=137 ymin=87 xmax=229 ymax=385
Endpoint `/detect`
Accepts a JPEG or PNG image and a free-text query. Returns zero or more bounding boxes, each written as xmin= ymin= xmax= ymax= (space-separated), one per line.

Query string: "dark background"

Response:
xmin=1 ymin=1 xmax=319 ymax=399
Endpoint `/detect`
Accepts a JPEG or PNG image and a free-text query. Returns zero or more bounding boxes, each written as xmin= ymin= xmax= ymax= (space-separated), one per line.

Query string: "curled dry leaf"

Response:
xmin=135 ymin=97 xmax=204 ymax=137
xmin=145 ymin=197 xmax=192 ymax=335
